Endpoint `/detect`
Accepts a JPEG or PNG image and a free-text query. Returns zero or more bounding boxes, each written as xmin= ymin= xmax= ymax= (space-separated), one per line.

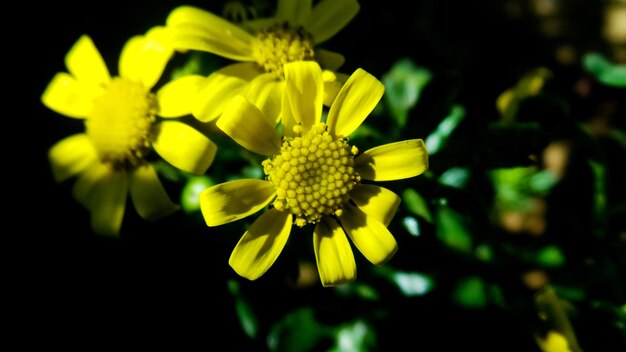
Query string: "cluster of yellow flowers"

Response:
xmin=42 ymin=0 xmax=429 ymax=287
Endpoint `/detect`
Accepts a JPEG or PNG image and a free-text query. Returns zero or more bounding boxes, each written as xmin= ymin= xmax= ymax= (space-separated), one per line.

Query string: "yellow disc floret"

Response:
xmin=263 ymin=123 xmax=360 ymax=227
xmin=252 ymin=23 xmax=316 ymax=80
xmin=86 ymin=77 xmax=158 ymax=169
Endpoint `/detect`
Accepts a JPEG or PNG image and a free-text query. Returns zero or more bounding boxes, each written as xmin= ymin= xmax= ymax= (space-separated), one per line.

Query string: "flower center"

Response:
xmin=263 ymin=123 xmax=360 ymax=227
xmin=252 ymin=23 xmax=316 ymax=80
xmin=86 ymin=77 xmax=158 ymax=169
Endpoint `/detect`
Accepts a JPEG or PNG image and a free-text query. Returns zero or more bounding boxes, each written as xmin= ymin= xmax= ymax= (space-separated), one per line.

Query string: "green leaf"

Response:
xmin=424 ymin=104 xmax=465 ymax=155
xmin=268 ymin=308 xmax=331 ymax=352
xmin=583 ymin=52 xmax=626 ymax=88
xmin=329 ymin=320 xmax=377 ymax=352
xmin=453 ymin=276 xmax=487 ymax=309
xmin=439 ymin=167 xmax=470 ymax=189
xmin=382 ymin=58 xmax=432 ymax=127
xmin=536 ymin=245 xmax=566 ymax=268
xmin=402 ymin=189 xmax=432 ymax=223
xmin=390 ymin=271 xmax=434 ymax=297
xmin=180 ymin=175 xmax=214 ymax=213
xmin=435 ymin=204 xmax=473 ymax=252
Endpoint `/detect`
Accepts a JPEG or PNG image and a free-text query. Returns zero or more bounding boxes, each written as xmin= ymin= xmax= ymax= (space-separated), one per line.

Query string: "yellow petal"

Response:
xmin=200 ymin=179 xmax=276 ymax=226
xmin=72 ymin=163 xmax=128 ymax=236
xmin=284 ymin=61 xmax=324 ymax=129
xmin=326 ymin=68 xmax=384 ymax=138
xmin=229 ymin=208 xmax=292 ymax=280
xmin=129 ymin=164 xmax=179 ymax=220
xmin=157 ymin=74 xmax=206 ymax=118
xmin=350 ymin=184 xmax=400 ymax=227
xmin=41 ymin=73 xmax=99 ymax=118
xmin=313 ymin=217 xmax=356 ymax=287
xmin=119 ymin=31 xmax=173 ymax=89
xmin=276 ymin=0 xmax=312 ymax=25
xmin=355 ymin=139 xmax=429 ymax=181
xmin=340 ymin=203 xmax=398 ymax=265
xmin=166 ymin=6 xmax=254 ymax=60
xmin=322 ymin=70 xmax=348 ymax=107
xmin=48 ymin=134 xmax=98 ymax=182
xmin=281 ymin=80 xmax=298 ymax=138
xmin=217 ymin=95 xmax=281 ymax=155
xmin=65 ymin=35 xmax=110 ymax=86
xmin=243 ymin=73 xmax=284 ymax=125
xmin=317 ymin=49 xmax=345 ymax=71
xmin=152 ymin=121 xmax=217 ymax=175
xmin=304 ymin=0 xmax=359 ymax=44
xmin=192 ymin=63 xmax=259 ymax=122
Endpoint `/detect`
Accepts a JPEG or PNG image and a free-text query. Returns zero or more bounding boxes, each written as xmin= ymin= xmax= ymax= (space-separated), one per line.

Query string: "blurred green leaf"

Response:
xmin=382 ymin=58 xmax=432 ymax=127
xmin=228 ymin=280 xmax=259 ymax=339
xmin=453 ymin=276 xmax=487 ymax=309
xmin=491 ymin=166 xmax=547 ymax=212
xmin=435 ymin=204 xmax=473 ymax=252
xmin=402 ymin=216 xmax=421 ymax=236
xmin=439 ymin=167 xmax=471 ymax=189
xmin=536 ymin=245 xmax=566 ymax=268
xmin=475 ymin=243 xmax=494 ymax=262
xmin=181 ymin=175 xmax=214 ymax=213
xmin=583 ymin=52 xmax=626 ymax=88
xmin=335 ymin=283 xmax=380 ymax=301
xmin=425 ymin=104 xmax=465 ymax=155
xmin=329 ymin=320 xmax=376 ymax=352
xmin=393 ymin=271 xmax=434 ymax=297
xmin=268 ymin=308 xmax=331 ymax=352
xmin=402 ymin=189 xmax=432 ymax=223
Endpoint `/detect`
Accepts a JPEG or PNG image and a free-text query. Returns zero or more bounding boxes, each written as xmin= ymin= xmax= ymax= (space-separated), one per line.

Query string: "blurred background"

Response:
xmin=20 ymin=0 xmax=626 ymax=350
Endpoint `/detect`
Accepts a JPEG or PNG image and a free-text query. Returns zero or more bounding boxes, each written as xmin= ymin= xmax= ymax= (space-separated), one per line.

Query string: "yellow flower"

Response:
xmin=200 ymin=61 xmax=429 ymax=287
xmin=164 ymin=0 xmax=359 ymax=123
xmin=42 ymin=30 xmax=217 ymax=236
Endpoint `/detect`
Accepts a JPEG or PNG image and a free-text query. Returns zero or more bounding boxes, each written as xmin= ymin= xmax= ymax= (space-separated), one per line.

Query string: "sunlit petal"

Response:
xmin=200 ymin=179 xmax=276 ymax=226
xmin=326 ymin=68 xmax=384 ymax=138
xmin=243 ymin=73 xmax=284 ymax=125
xmin=350 ymin=184 xmax=400 ymax=227
xmin=304 ymin=0 xmax=359 ymax=44
xmin=355 ymin=139 xmax=429 ymax=181
xmin=317 ymin=49 xmax=345 ymax=71
xmin=41 ymin=73 xmax=99 ymax=118
xmin=276 ymin=0 xmax=312 ymax=25
xmin=217 ymin=95 xmax=281 ymax=155
xmin=152 ymin=121 xmax=217 ymax=175
xmin=48 ymin=134 xmax=98 ymax=182
xmin=166 ymin=6 xmax=254 ymax=60
xmin=229 ymin=209 xmax=292 ymax=280
xmin=314 ymin=217 xmax=356 ymax=287
xmin=129 ymin=164 xmax=179 ymax=220
xmin=119 ymin=32 xmax=173 ymax=89
xmin=72 ymin=163 xmax=128 ymax=236
xmin=192 ymin=63 xmax=259 ymax=122
xmin=284 ymin=61 xmax=323 ymax=129
xmin=340 ymin=203 xmax=398 ymax=265
xmin=65 ymin=35 xmax=110 ymax=86
xmin=158 ymin=74 xmax=206 ymax=118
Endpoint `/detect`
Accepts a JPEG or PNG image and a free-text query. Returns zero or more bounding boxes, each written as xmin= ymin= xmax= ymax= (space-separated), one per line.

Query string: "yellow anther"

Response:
xmin=86 ymin=77 xmax=156 ymax=169
xmin=263 ymin=123 xmax=360 ymax=225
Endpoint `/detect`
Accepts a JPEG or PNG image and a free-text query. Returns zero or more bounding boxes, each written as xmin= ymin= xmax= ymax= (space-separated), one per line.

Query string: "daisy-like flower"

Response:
xmin=200 ymin=61 xmax=429 ymax=286
xmin=42 ymin=30 xmax=217 ymax=236
xmin=165 ymin=0 xmax=359 ymax=123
